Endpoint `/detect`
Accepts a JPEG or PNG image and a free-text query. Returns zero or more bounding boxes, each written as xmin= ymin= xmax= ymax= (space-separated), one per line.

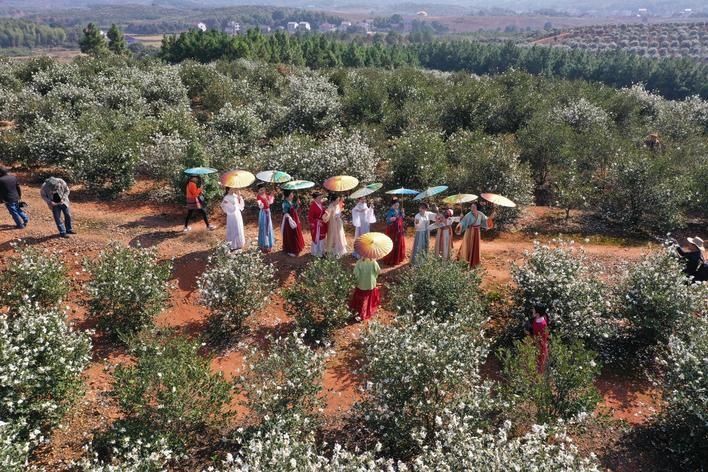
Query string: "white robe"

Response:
xmin=352 ymin=202 xmax=376 ymax=238
xmin=221 ymin=194 xmax=245 ymax=250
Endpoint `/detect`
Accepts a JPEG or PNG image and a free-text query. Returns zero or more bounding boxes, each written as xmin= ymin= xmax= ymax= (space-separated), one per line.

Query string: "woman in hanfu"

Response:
xmin=351 ymin=197 xmax=375 ymax=259
xmin=381 ymin=198 xmax=406 ymax=266
xmin=256 ymin=185 xmax=276 ymax=253
xmin=411 ymin=202 xmax=435 ymax=266
xmin=323 ymin=194 xmax=348 ymax=257
xmin=281 ymin=191 xmax=305 ymax=257
xmin=455 ymin=201 xmax=493 ymax=268
xmin=433 ymin=208 xmax=454 ymax=259
xmin=307 ymin=192 xmax=328 ymax=257
xmin=531 ymin=304 xmax=550 ymax=373
xmin=220 ymin=187 xmax=245 ymax=251
xmin=349 ymin=256 xmax=381 ymax=321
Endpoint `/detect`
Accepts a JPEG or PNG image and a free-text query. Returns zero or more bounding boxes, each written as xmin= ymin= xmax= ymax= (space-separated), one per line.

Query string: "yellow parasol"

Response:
xmin=354 ymin=232 xmax=394 ymax=260
xmin=324 ymin=175 xmax=359 ymax=192
xmin=481 ymin=193 xmax=516 ymax=208
xmin=442 ymin=193 xmax=478 ymax=205
xmin=220 ymin=170 xmax=256 ymax=189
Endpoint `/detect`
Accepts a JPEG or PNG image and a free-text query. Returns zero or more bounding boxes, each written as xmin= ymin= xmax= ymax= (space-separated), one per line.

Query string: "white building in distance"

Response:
xmin=298 ymin=21 xmax=311 ymax=31
xmin=287 ymin=22 xmax=298 ymax=33
xmin=197 ymin=22 xmax=207 ymax=32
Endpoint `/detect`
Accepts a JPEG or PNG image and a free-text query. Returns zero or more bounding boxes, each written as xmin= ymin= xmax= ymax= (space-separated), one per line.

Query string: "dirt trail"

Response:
xmin=0 ymin=178 xmax=660 ymax=468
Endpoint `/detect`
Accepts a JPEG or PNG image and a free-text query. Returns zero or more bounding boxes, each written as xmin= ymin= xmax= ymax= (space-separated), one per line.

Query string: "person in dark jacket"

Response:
xmin=0 ymin=166 xmax=29 ymax=229
xmin=675 ymin=236 xmax=707 ymax=283
xmin=40 ymin=176 xmax=73 ymax=238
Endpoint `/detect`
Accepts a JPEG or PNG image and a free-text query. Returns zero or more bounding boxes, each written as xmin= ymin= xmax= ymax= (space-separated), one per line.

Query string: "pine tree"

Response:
xmin=107 ymin=23 xmax=127 ymax=55
xmin=79 ymin=23 xmax=107 ymax=56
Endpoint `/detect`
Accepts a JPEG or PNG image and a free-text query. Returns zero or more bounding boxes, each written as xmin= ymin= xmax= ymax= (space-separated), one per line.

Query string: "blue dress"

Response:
xmin=257 ymin=194 xmax=275 ymax=251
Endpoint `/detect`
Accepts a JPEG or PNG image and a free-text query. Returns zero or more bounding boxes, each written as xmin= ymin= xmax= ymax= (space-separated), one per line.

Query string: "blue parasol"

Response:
xmin=184 ymin=167 xmax=218 ymax=175
xmin=385 ymin=187 xmax=420 ymax=195
xmin=414 ymin=185 xmax=448 ymax=201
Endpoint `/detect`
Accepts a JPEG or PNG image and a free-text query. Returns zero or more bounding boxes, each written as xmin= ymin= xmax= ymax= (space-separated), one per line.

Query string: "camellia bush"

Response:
xmin=388 ymin=255 xmax=486 ymax=325
xmin=658 ymin=314 xmax=708 ymax=468
xmin=499 ymin=336 xmax=602 ymax=423
xmin=283 ymin=257 xmax=355 ymax=342
xmin=512 ymin=242 xmax=614 ymax=349
xmin=283 ymin=72 xmax=341 ymax=133
xmin=85 ymin=243 xmax=172 ymax=341
xmin=0 ymin=247 xmax=69 ymax=310
xmin=235 ymin=331 xmax=330 ymax=431
xmin=620 ymin=249 xmax=700 ymax=348
xmin=412 ymin=415 xmax=601 ymax=471
xmin=198 ymin=245 xmax=276 ymax=339
xmin=0 ymin=304 xmax=91 ymax=464
xmin=110 ymin=333 xmax=231 ymax=450
xmin=357 ymin=313 xmax=497 ymax=458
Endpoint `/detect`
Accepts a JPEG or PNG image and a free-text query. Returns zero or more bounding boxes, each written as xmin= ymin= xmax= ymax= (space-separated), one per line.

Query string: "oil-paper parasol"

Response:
xmin=350 ymin=183 xmax=383 ymax=199
xmin=414 ymin=185 xmax=448 ymax=201
xmin=184 ymin=167 xmax=218 ymax=175
xmin=443 ymin=193 xmax=478 ymax=205
xmin=385 ymin=187 xmax=419 ymax=195
xmin=324 ymin=175 xmax=359 ymax=192
xmin=257 ymin=170 xmax=292 ymax=184
xmin=220 ymin=170 xmax=255 ymax=189
xmin=354 ymin=232 xmax=394 ymax=260
xmin=481 ymin=193 xmax=516 ymax=208
xmin=281 ymin=180 xmax=315 ymax=190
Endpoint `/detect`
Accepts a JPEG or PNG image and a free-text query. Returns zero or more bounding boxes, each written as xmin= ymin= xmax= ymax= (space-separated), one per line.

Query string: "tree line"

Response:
xmin=0 ymin=19 xmax=67 ymax=49
xmin=159 ymin=29 xmax=708 ymax=99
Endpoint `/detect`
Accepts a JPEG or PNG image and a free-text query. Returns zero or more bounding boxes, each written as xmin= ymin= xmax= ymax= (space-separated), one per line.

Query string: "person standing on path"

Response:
xmin=40 ymin=176 xmax=73 ymax=238
xmin=0 ymin=166 xmax=29 ymax=229
xmin=183 ymin=175 xmax=215 ymax=232
xmin=307 ymin=192 xmax=328 ymax=257
xmin=220 ymin=187 xmax=246 ymax=251
xmin=349 ymin=256 xmax=382 ymax=321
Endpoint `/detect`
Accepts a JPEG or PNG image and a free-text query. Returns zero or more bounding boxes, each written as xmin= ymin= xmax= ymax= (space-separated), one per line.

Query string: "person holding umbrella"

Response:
xmin=350 ymin=232 xmax=392 ymax=321
xmin=434 ymin=208 xmax=455 ymax=259
xmin=455 ymin=201 xmax=493 ymax=268
xmin=308 ymin=192 xmax=328 ymax=257
xmin=184 ymin=175 xmax=215 ymax=232
xmin=220 ymin=188 xmax=245 ymax=250
xmin=382 ymin=198 xmax=406 ymax=266
xmin=323 ymin=193 xmax=348 ymax=257
xmin=351 ymin=196 xmax=375 ymax=259
xmin=281 ymin=190 xmax=305 ymax=257
xmin=256 ymin=184 xmax=276 ymax=253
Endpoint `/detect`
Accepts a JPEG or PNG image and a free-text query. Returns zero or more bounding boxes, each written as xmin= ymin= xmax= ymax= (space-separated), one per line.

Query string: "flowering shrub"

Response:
xmin=412 ymin=416 xmax=600 ymax=471
xmin=512 ymin=242 xmax=613 ymax=347
xmin=387 ymin=129 xmax=448 ymax=190
xmin=388 ymin=255 xmax=485 ymax=325
xmin=620 ymin=249 xmax=698 ymax=347
xmin=0 ymin=420 xmax=30 ymax=471
xmin=447 ymin=132 xmax=534 ymax=227
xmin=198 ymin=245 xmax=276 ymax=339
xmin=499 ymin=336 xmax=601 ymax=423
xmin=658 ymin=314 xmax=708 ymax=468
xmin=23 ymin=116 xmax=93 ymax=167
xmin=357 ymin=314 xmax=497 ymax=458
xmin=76 ymin=424 xmax=178 ymax=472
xmin=236 ymin=332 xmax=330 ymax=430
xmin=210 ymin=102 xmax=264 ymax=148
xmin=222 ymin=417 xmax=384 ymax=471
xmin=283 ymin=73 xmax=341 ymax=133
xmin=0 ymin=304 xmax=90 ymax=458
xmin=283 ymin=258 xmax=355 ymax=342
xmin=0 ymin=247 xmax=69 ymax=310
xmin=112 ymin=333 xmax=231 ymax=448
xmin=85 ymin=243 xmax=172 ymax=341
xmin=254 ymin=128 xmax=378 ymax=184
xmin=552 ymin=97 xmax=610 ymax=132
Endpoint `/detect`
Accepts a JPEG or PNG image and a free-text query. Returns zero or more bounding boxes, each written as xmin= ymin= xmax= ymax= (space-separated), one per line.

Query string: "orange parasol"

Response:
xmin=480 ymin=193 xmax=516 ymax=208
xmin=354 ymin=232 xmax=393 ymax=260
xmin=220 ymin=170 xmax=255 ymax=189
xmin=324 ymin=175 xmax=359 ymax=192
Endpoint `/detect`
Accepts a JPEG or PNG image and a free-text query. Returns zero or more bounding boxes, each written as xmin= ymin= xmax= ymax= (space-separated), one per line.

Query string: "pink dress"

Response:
xmin=531 ymin=316 xmax=549 ymax=373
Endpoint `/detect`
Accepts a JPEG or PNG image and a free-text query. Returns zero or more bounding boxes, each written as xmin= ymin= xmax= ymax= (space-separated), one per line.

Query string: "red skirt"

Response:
xmin=382 ymin=220 xmax=406 ymax=266
xmin=349 ymin=287 xmax=381 ymax=321
xmin=283 ymin=208 xmax=305 ymax=255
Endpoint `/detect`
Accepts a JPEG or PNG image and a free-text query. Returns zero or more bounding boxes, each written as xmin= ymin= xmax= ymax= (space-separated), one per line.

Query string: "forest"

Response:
xmin=0 ymin=19 xmax=68 ymax=49
xmin=160 ymin=29 xmax=708 ymax=99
